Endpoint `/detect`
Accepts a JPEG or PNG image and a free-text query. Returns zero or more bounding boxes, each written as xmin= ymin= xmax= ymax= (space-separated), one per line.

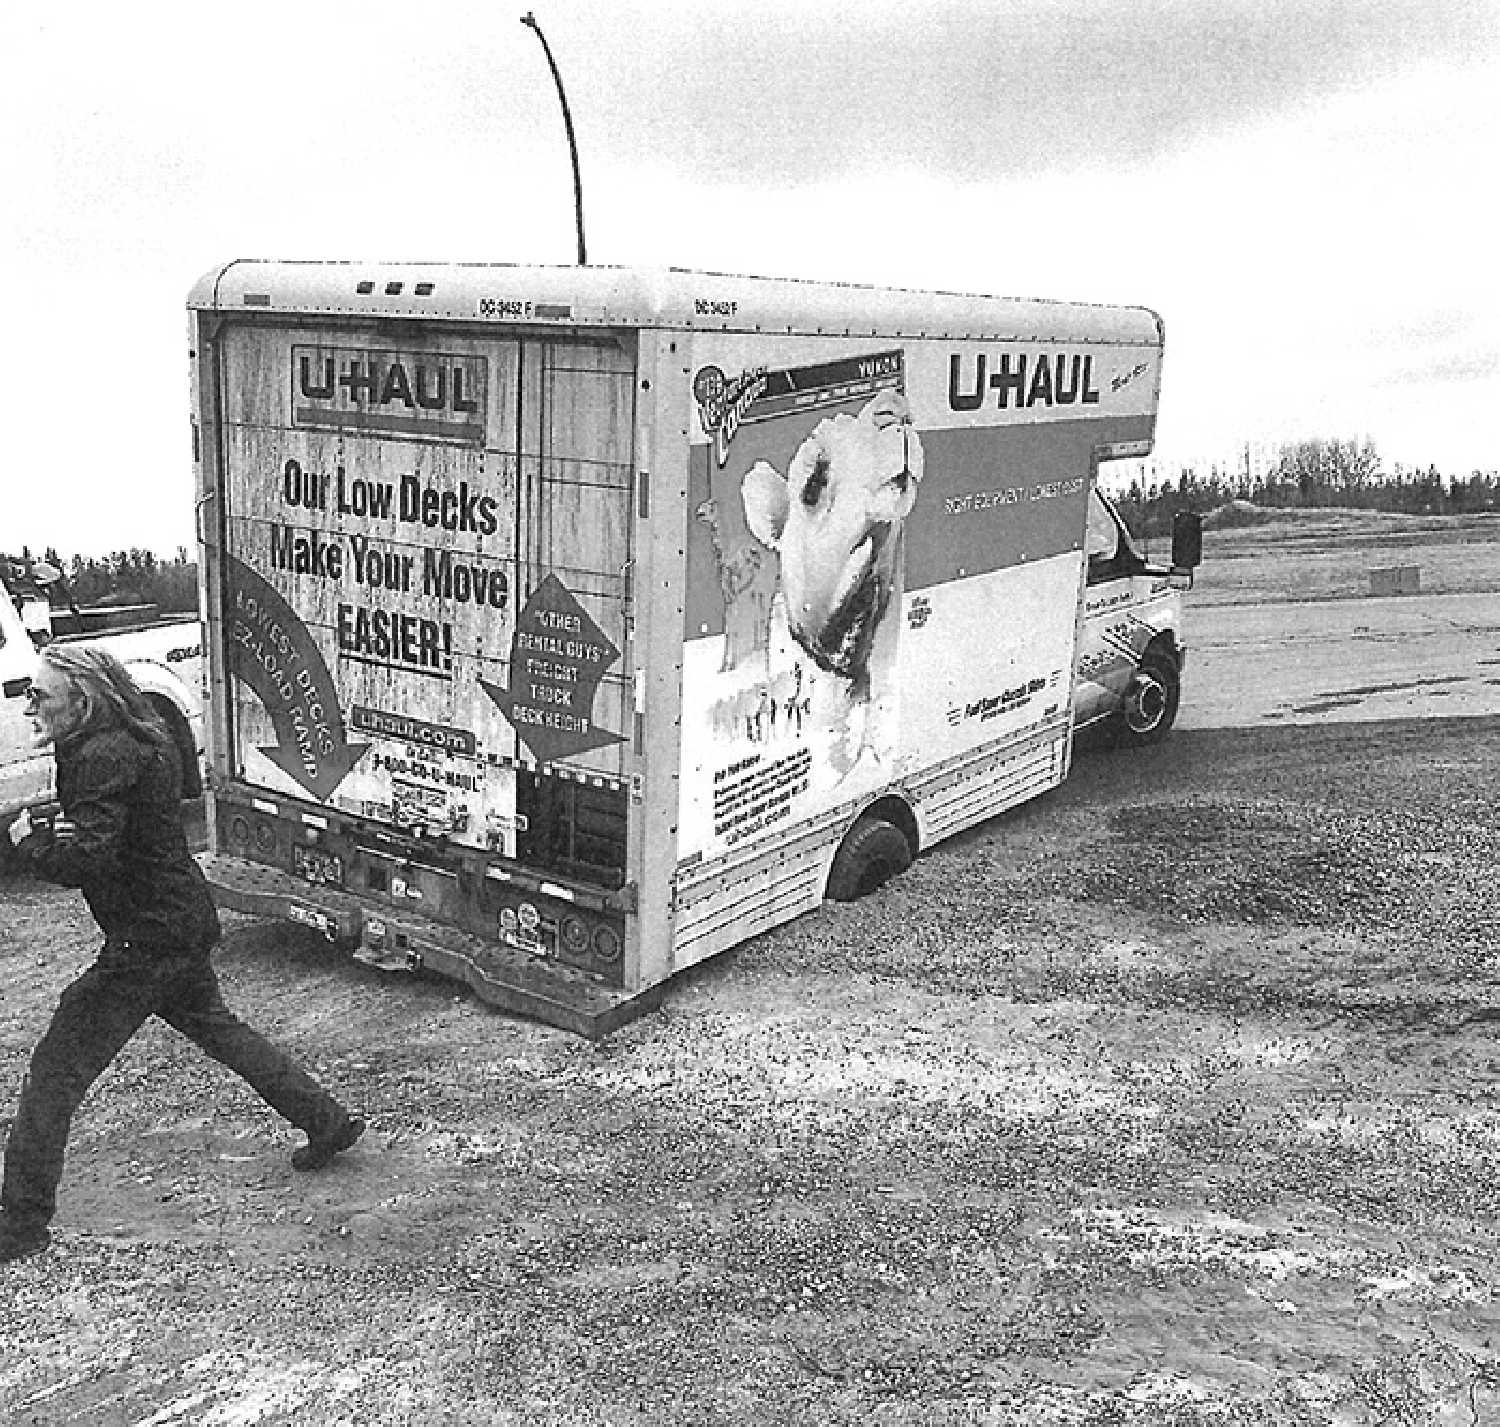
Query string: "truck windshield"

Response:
xmin=1086 ymin=491 xmax=1145 ymax=584
xmin=1086 ymin=492 xmax=1121 ymax=564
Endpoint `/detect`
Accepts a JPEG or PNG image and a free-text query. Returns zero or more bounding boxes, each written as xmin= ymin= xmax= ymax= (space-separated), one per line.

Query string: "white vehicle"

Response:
xmin=0 ymin=556 xmax=205 ymax=824
xmin=1074 ymin=488 xmax=1200 ymax=744
xmin=187 ymin=262 xmax=1200 ymax=1035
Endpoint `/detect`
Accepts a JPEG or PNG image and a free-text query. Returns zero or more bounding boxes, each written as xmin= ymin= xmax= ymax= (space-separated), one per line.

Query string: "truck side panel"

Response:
xmin=671 ymin=333 xmax=1158 ymax=970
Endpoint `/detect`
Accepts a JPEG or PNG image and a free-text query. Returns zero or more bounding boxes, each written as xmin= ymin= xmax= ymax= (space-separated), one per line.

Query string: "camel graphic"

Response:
xmin=741 ymin=389 xmax=924 ymax=700
xmin=738 ymin=389 xmax=924 ymax=776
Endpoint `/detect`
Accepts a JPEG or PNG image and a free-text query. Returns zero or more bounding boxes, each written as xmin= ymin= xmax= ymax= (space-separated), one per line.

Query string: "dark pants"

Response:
xmin=1 ymin=948 xmax=349 ymax=1231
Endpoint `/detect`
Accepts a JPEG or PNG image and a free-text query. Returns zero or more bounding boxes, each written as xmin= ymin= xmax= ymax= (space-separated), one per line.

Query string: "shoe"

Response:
xmin=291 ymin=1116 xmax=365 ymax=1172
xmin=0 ymin=1219 xmax=50 ymax=1264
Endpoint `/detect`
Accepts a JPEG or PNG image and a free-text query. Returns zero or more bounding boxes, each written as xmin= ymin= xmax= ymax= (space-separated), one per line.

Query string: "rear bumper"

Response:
xmin=197 ymin=851 xmax=659 ymax=1039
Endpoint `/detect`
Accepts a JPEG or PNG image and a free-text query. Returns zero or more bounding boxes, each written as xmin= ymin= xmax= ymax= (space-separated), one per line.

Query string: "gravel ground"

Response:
xmin=2 ymin=713 xmax=1499 ymax=1425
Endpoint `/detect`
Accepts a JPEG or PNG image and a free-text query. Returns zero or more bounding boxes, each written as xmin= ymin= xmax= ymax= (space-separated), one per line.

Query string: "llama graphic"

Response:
xmin=694 ymin=496 xmax=774 ymax=674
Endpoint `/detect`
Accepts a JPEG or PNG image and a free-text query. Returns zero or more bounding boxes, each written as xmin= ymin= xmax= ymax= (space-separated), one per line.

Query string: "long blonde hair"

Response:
xmin=40 ymin=645 xmax=171 ymax=751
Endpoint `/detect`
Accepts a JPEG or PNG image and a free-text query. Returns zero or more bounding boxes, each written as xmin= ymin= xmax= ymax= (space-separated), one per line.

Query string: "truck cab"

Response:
xmin=1074 ymin=488 xmax=1202 ymax=744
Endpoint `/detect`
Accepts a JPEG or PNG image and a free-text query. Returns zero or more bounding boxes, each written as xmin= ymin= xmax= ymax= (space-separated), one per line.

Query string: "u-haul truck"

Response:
xmin=188 ymin=262 xmax=1198 ymax=1036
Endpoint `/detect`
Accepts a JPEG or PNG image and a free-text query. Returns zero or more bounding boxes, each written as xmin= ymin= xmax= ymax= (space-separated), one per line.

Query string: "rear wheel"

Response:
xmin=826 ymin=816 xmax=913 ymax=902
xmin=1116 ymin=647 xmax=1181 ymax=746
xmin=0 ymin=823 xmax=21 ymax=878
xmin=149 ymin=697 xmax=203 ymax=798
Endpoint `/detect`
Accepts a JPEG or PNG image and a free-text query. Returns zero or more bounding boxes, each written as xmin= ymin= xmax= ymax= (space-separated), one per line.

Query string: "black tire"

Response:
xmin=1115 ymin=647 xmax=1181 ymax=747
xmin=0 ymin=826 xmax=22 ymax=879
xmin=150 ymin=697 xmax=203 ymax=798
xmin=826 ymin=816 xmax=913 ymax=902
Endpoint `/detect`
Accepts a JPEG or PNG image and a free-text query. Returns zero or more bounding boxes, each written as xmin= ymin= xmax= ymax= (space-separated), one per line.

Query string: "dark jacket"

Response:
xmin=19 ymin=724 xmax=219 ymax=955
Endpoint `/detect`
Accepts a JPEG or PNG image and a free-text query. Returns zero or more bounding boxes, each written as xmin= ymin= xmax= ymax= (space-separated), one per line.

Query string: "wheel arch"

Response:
xmin=1142 ymin=628 xmax=1182 ymax=668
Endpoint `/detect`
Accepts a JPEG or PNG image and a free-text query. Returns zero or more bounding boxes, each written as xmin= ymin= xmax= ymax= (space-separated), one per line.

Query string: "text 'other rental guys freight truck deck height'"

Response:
xmin=188 ymin=262 xmax=1177 ymax=1037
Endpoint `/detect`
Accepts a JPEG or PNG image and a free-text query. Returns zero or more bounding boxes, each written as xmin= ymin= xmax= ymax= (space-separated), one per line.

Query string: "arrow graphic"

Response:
xmin=480 ymin=573 xmax=624 ymax=764
xmin=223 ymin=555 xmax=369 ymax=800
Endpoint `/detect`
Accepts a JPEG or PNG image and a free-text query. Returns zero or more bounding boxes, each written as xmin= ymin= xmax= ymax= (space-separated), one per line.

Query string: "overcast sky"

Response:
xmin=2 ymin=0 xmax=1496 ymax=555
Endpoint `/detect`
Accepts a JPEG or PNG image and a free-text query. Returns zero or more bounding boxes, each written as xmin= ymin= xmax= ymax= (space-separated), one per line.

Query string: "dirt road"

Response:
xmin=3 ymin=715 xmax=1499 ymax=1424
xmin=1183 ymin=590 xmax=1500 ymax=728
xmin=2 ymin=513 xmax=1499 ymax=1424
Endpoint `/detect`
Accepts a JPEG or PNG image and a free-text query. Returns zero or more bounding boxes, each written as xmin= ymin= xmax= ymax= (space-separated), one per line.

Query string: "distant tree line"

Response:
xmin=1114 ymin=438 xmax=1500 ymax=536
xmin=19 ymin=546 xmax=198 ymax=614
xmin=14 ymin=439 xmax=1500 ymax=602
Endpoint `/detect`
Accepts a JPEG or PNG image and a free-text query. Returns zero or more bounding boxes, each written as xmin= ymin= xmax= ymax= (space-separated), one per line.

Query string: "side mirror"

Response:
xmin=1171 ymin=511 xmax=1203 ymax=572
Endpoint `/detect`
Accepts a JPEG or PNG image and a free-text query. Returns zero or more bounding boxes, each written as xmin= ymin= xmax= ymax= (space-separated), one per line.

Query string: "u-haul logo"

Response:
xmin=292 ymin=345 xmax=487 ymax=445
xmin=948 ymin=351 xmax=1102 ymax=412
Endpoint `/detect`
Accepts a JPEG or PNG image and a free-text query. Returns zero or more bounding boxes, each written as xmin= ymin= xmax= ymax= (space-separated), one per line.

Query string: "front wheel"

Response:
xmin=1115 ymin=648 xmax=1181 ymax=747
xmin=825 ymin=816 xmax=913 ymax=902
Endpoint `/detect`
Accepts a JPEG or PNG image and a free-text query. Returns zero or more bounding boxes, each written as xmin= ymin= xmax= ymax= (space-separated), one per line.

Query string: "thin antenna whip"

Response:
xmin=521 ymin=12 xmax=587 ymax=265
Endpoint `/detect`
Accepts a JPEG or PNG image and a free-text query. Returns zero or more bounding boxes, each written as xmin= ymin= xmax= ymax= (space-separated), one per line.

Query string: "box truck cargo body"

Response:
xmin=188 ymin=263 xmax=1166 ymax=1035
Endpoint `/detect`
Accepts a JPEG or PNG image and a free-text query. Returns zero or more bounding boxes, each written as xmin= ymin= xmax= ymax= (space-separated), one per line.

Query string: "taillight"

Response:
xmin=492 ymin=892 xmax=623 ymax=979
xmin=592 ymin=925 xmax=622 ymax=963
